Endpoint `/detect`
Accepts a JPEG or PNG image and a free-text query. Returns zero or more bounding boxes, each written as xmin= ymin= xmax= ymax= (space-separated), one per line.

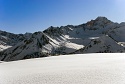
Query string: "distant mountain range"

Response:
xmin=0 ymin=17 xmax=125 ymax=61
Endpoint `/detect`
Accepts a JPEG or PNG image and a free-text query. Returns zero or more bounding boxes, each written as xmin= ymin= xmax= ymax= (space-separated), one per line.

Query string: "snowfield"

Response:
xmin=0 ymin=53 xmax=125 ymax=84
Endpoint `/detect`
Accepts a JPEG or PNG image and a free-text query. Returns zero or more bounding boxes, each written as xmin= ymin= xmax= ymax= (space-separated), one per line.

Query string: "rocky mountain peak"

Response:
xmin=0 ymin=17 xmax=125 ymax=61
xmin=95 ymin=16 xmax=109 ymax=21
xmin=85 ymin=16 xmax=113 ymax=30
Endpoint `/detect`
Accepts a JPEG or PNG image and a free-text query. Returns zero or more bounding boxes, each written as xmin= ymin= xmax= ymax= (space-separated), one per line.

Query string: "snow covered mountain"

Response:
xmin=0 ymin=30 xmax=32 ymax=51
xmin=0 ymin=17 xmax=125 ymax=61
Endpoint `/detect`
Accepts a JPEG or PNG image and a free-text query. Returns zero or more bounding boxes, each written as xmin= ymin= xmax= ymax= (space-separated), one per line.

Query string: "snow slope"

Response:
xmin=0 ymin=30 xmax=32 ymax=51
xmin=74 ymin=35 xmax=125 ymax=53
xmin=0 ymin=53 xmax=125 ymax=84
xmin=0 ymin=44 xmax=11 ymax=51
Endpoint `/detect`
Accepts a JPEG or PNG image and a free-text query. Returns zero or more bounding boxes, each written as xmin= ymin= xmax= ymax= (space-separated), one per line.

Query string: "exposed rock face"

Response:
xmin=0 ymin=17 xmax=125 ymax=61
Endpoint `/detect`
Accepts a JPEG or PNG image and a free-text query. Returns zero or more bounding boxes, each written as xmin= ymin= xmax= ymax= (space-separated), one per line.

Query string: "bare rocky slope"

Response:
xmin=0 ymin=17 xmax=125 ymax=61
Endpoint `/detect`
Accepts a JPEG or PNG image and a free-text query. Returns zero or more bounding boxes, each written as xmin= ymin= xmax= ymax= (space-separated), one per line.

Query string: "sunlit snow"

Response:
xmin=0 ymin=53 xmax=125 ymax=84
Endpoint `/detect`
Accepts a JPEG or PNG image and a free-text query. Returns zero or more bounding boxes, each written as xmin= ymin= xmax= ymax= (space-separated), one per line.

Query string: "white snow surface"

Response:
xmin=0 ymin=53 xmax=125 ymax=84
xmin=0 ymin=45 xmax=11 ymax=51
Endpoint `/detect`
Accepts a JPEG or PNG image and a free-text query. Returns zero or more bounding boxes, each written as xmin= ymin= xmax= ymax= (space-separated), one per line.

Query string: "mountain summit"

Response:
xmin=0 ymin=17 xmax=125 ymax=61
xmin=95 ymin=16 xmax=109 ymax=21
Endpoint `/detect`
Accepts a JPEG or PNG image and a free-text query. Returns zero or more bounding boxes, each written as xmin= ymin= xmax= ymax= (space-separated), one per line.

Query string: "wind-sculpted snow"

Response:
xmin=0 ymin=17 xmax=125 ymax=61
xmin=0 ymin=53 xmax=125 ymax=84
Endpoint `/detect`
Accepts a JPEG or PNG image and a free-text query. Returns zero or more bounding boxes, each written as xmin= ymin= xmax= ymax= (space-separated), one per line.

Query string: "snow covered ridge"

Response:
xmin=0 ymin=53 xmax=125 ymax=84
xmin=0 ymin=16 xmax=125 ymax=61
xmin=0 ymin=30 xmax=32 ymax=51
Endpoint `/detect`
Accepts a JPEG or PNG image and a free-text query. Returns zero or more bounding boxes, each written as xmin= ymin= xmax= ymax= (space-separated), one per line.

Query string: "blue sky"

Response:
xmin=0 ymin=0 xmax=125 ymax=34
